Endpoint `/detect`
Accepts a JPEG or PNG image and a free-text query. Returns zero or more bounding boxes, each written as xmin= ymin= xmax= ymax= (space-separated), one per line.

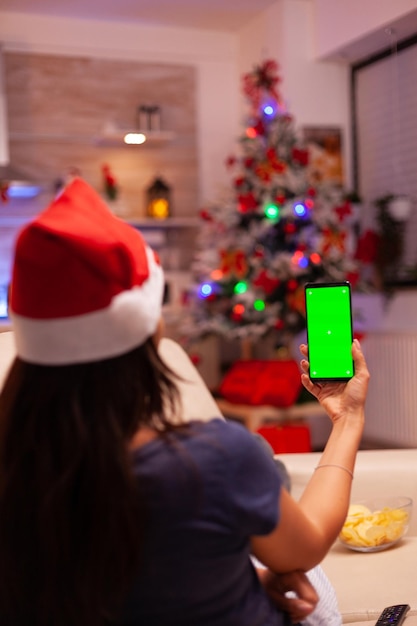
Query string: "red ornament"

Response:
xmin=284 ymin=223 xmax=296 ymax=234
xmin=254 ymin=163 xmax=272 ymax=183
xmin=335 ymin=201 xmax=352 ymax=222
xmin=234 ymin=176 xmax=246 ymax=188
xmin=275 ymin=193 xmax=286 ymax=205
xmin=225 ymin=155 xmax=236 ymax=168
xmin=246 ymin=127 xmax=258 ymax=139
xmin=220 ymin=249 xmax=248 ymax=278
xmin=310 ymin=252 xmax=321 ymax=265
xmin=306 ymin=187 xmax=317 ymax=197
xmin=255 ymin=150 xmax=286 ymax=182
xmin=244 ymin=157 xmax=255 ymax=169
xmin=266 ymin=148 xmax=287 ymax=174
xmin=237 ymin=192 xmax=258 ymax=212
xmin=292 ymin=147 xmax=309 ymax=166
xmin=287 ymin=279 xmax=298 ymax=292
xmin=253 ymin=120 xmax=266 ymax=136
xmin=321 ymin=227 xmax=347 ymax=254
xmin=253 ymin=269 xmax=280 ymax=295
xmin=199 ymin=208 xmax=213 ymax=221
xmin=253 ymin=245 xmax=265 ymax=259
xmin=274 ymin=318 xmax=285 ymax=330
xmin=231 ymin=303 xmax=245 ymax=323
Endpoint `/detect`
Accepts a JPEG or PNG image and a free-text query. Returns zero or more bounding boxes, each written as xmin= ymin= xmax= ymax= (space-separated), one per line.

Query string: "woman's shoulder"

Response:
xmin=189 ymin=417 xmax=255 ymax=443
xmin=187 ymin=418 xmax=272 ymax=464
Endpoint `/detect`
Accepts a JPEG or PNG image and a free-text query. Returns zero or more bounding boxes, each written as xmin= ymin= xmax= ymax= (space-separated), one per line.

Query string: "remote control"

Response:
xmin=375 ymin=604 xmax=410 ymax=626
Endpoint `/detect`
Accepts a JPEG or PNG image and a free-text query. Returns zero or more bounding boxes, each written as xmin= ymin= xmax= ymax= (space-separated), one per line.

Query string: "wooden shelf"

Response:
xmin=94 ymin=129 xmax=176 ymax=146
xmin=9 ymin=130 xmax=176 ymax=146
xmin=128 ymin=217 xmax=198 ymax=230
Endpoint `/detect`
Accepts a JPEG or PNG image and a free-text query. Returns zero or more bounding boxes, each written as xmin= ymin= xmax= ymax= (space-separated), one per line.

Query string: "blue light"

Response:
xmin=294 ymin=203 xmax=307 ymax=217
xmin=263 ymin=104 xmax=275 ymax=117
xmin=298 ymin=256 xmax=309 ymax=269
xmin=199 ymin=283 xmax=213 ymax=298
xmin=7 ymin=185 xmax=41 ymax=199
xmin=0 ymin=285 xmax=8 ymax=319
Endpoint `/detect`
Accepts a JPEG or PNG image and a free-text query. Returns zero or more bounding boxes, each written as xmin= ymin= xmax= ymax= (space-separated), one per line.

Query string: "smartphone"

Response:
xmin=304 ymin=281 xmax=354 ymax=382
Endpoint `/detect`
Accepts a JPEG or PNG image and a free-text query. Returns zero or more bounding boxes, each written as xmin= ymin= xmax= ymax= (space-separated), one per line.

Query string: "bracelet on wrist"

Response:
xmin=314 ymin=463 xmax=354 ymax=479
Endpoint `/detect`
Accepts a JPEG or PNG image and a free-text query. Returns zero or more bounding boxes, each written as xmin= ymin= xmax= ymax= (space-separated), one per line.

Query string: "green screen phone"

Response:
xmin=304 ymin=281 xmax=354 ymax=382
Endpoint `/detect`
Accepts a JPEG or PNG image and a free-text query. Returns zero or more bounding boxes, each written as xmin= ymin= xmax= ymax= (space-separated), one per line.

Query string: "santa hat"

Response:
xmin=9 ymin=178 xmax=164 ymax=365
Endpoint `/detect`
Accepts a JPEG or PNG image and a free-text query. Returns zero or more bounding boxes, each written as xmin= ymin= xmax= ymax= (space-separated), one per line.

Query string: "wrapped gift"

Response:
xmin=219 ymin=359 xmax=301 ymax=408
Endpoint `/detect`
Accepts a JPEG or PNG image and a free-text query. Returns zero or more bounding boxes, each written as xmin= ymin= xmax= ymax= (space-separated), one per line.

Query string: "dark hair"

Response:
xmin=0 ymin=338 xmax=181 ymax=626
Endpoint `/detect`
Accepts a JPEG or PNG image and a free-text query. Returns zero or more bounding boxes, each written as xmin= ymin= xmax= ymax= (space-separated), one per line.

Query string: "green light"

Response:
xmin=254 ymin=299 xmax=266 ymax=311
xmin=234 ymin=281 xmax=248 ymax=294
xmin=264 ymin=203 xmax=279 ymax=220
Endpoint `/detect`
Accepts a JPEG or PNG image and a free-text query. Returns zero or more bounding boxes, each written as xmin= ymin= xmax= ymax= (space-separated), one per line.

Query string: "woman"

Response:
xmin=0 ymin=178 xmax=369 ymax=626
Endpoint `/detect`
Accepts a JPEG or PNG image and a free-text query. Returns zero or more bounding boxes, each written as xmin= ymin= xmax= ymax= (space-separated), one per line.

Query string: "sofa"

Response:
xmin=279 ymin=450 xmax=417 ymax=625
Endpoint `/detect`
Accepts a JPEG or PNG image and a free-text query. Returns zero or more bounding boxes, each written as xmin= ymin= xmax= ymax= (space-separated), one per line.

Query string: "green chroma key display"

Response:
xmin=304 ymin=282 xmax=354 ymax=382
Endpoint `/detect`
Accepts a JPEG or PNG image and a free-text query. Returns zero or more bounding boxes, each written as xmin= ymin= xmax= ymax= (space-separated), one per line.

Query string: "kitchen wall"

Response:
xmin=0 ymin=11 xmax=240 ymax=208
xmin=5 ymin=51 xmax=198 ymax=218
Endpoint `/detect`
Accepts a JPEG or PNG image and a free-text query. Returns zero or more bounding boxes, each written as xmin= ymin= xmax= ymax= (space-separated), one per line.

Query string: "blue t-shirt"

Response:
xmin=121 ymin=418 xmax=284 ymax=625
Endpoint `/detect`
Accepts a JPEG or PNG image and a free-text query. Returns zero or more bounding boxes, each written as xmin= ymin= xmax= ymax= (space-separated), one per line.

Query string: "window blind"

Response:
xmin=353 ymin=37 xmax=417 ymax=275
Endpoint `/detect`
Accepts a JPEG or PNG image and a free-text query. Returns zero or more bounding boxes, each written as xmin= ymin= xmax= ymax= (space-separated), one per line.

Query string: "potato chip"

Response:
xmin=339 ymin=501 xmax=411 ymax=549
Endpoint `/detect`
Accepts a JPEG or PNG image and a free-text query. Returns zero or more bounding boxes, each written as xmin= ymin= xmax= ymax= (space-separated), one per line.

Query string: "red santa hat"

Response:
xmin=9 ymin=177 xmax=164 ymax=365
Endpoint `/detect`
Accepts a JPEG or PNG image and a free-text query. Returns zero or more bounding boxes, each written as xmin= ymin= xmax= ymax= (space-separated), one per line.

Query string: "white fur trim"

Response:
xmin=11 ymin=250 xmax=164 ymax=365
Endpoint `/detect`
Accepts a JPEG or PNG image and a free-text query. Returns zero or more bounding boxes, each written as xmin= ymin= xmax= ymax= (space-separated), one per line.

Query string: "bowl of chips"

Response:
xmin=339 ymin=496 xmax=413 ymax=552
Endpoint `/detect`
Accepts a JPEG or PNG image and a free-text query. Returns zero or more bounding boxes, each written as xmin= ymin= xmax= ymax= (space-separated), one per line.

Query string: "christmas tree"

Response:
xmin=182 ymin=59 xmax=360 ymax=346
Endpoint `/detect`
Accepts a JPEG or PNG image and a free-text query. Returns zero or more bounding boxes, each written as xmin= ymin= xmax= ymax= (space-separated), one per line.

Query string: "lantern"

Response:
xmin=146 ymin=177 xmax=171 ymax=219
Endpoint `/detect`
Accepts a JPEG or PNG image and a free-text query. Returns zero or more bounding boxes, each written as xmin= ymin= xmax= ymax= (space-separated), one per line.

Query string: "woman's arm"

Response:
xmin=251 ymin=339 xmax=369 ymax=572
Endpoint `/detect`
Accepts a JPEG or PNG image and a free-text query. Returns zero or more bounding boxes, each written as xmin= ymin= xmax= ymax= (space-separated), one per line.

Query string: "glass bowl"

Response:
xmin=339 ymin=496 xmax=413 ymax=552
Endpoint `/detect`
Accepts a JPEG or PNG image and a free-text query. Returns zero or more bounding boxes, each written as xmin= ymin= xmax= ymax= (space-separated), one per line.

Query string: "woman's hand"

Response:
xmin=299 ymin=339 xmax=369 ymax=423
xmin=257 ymin=568 xmax=318 ymax=623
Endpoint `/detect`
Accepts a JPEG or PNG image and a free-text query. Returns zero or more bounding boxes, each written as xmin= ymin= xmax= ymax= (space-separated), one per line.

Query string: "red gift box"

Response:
xmin=219 ymin=359 xmax=301 ymax=408
xmin=257 ymin=424 xmax=312 ymax=453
